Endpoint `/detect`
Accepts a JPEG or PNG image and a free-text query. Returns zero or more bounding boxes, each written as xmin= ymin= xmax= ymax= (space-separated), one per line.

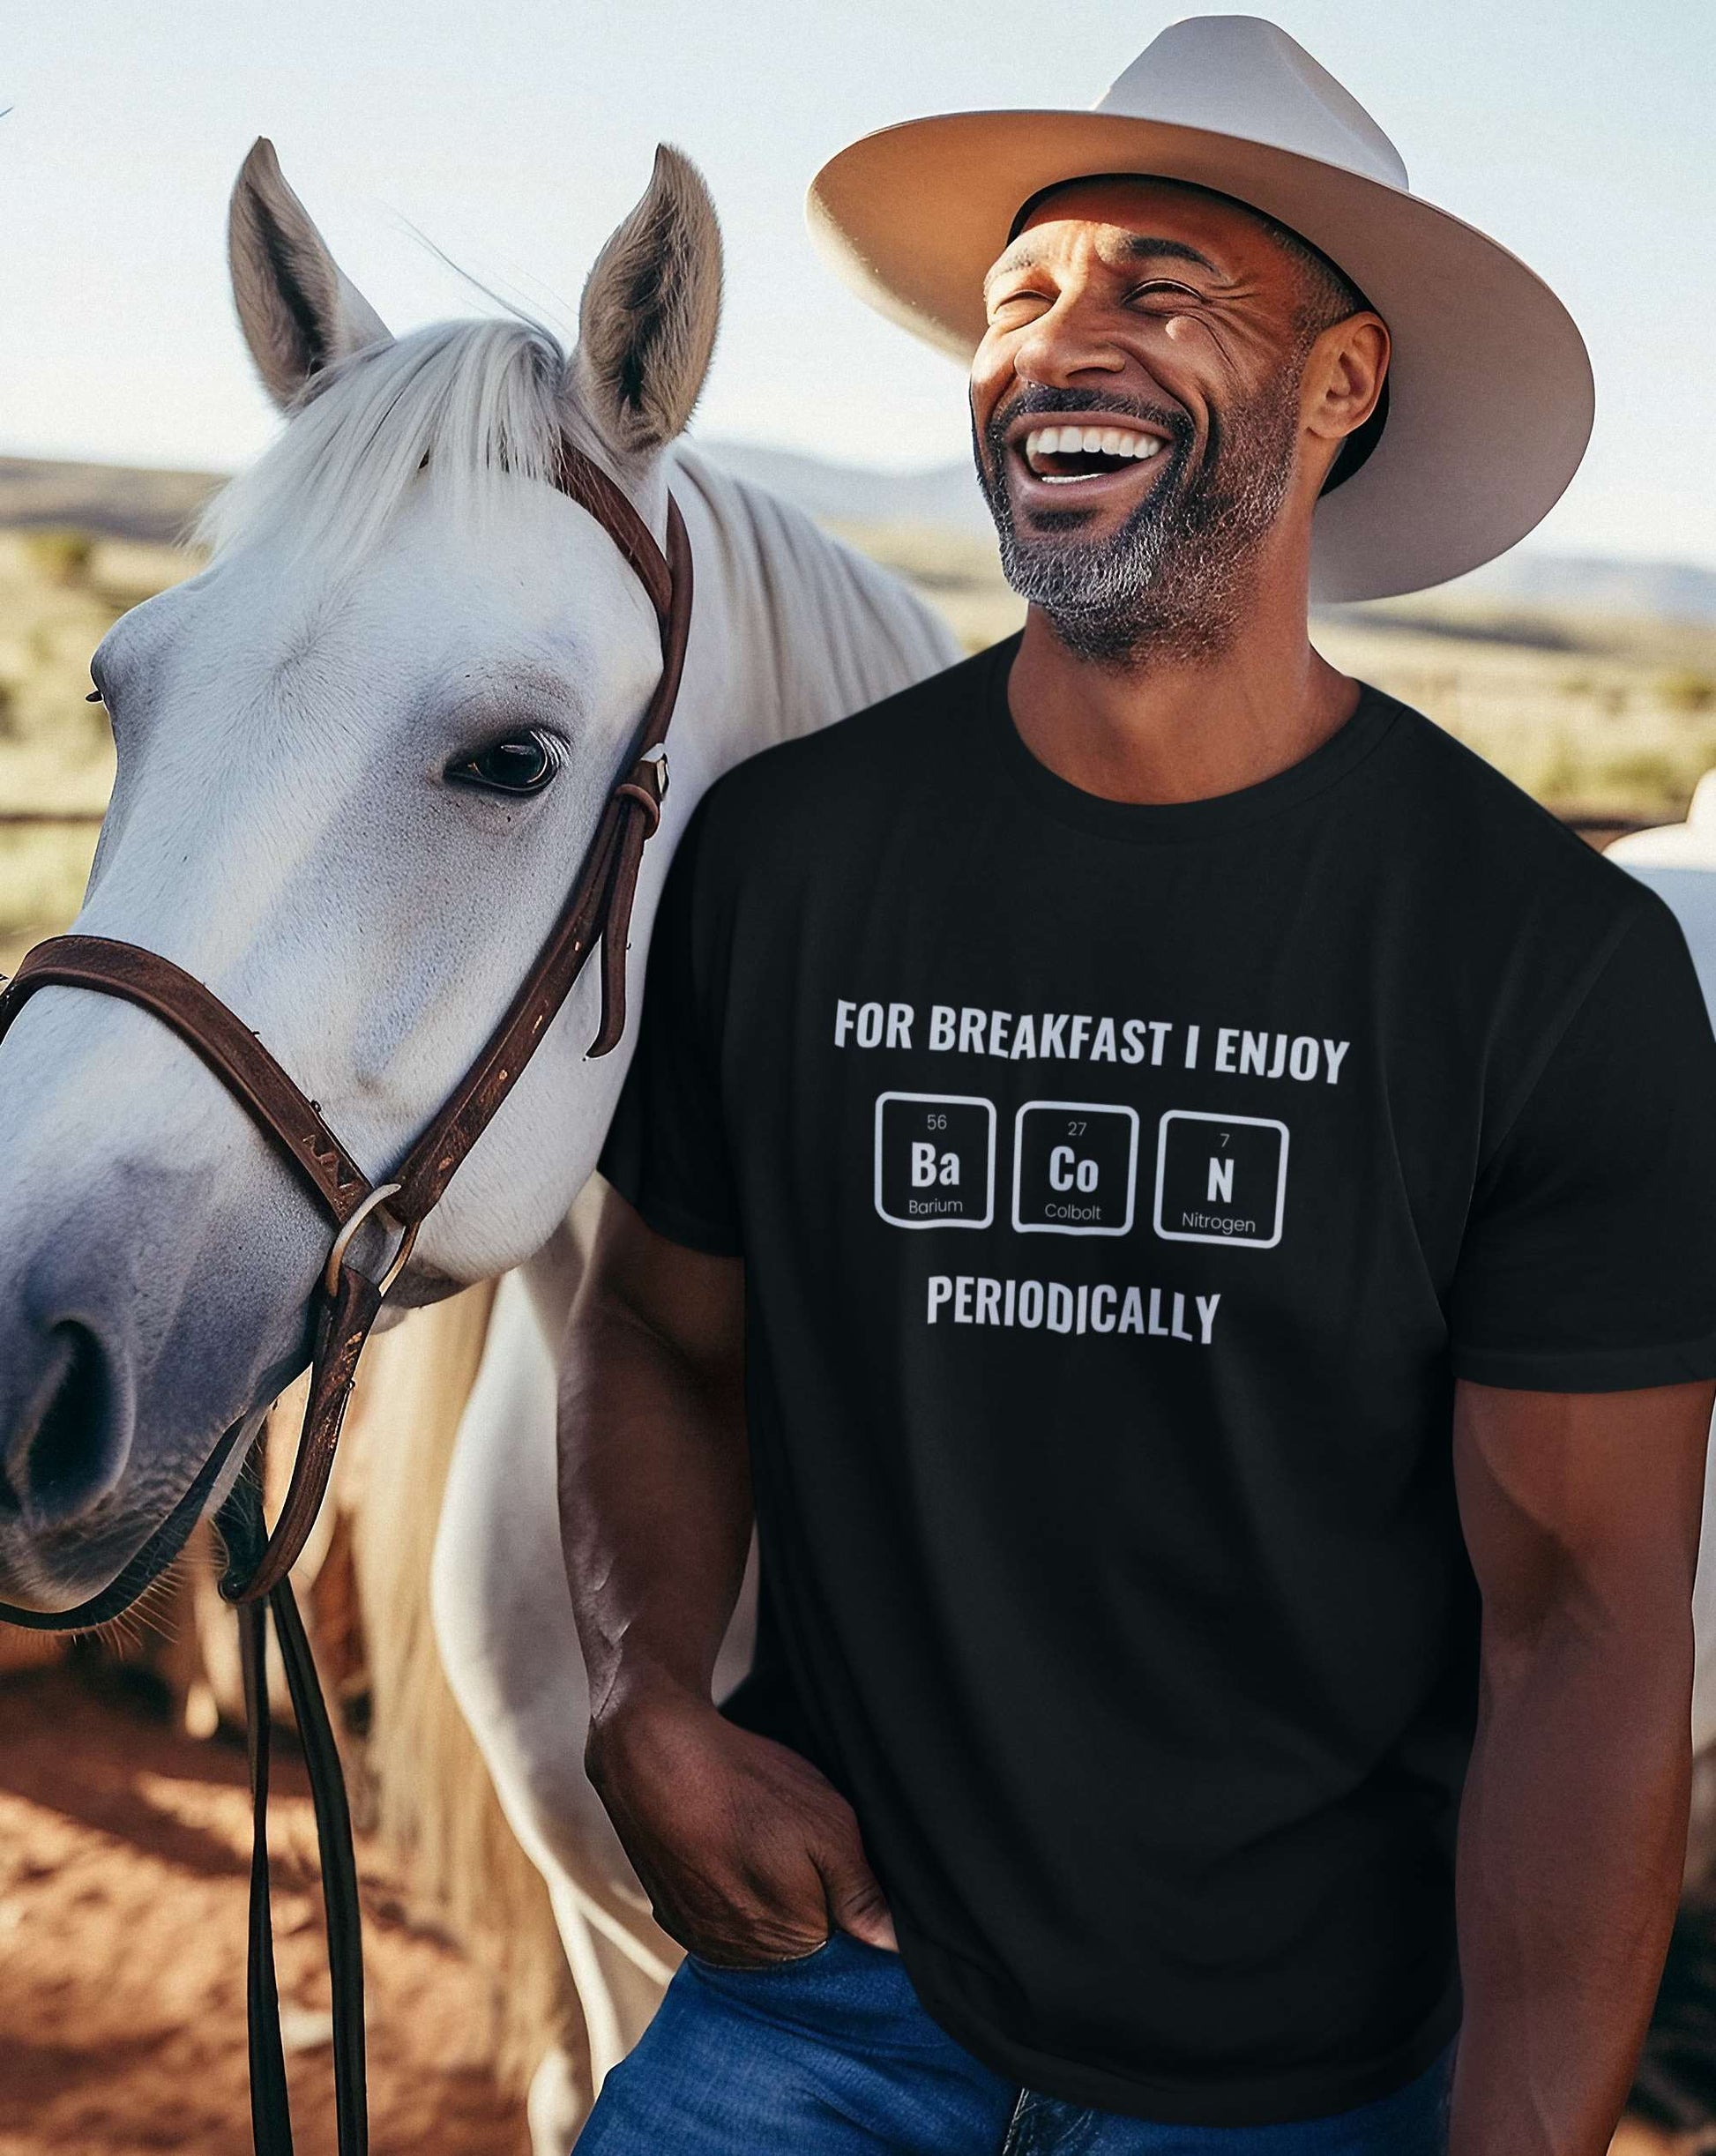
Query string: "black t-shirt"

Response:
xmin=599 ymin=635 xmax=1716 ymax=2124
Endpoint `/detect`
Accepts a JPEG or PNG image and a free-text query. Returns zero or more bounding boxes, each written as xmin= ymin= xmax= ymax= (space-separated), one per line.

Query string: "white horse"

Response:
xmin=0 ymin=138 xmax=955 ymax=2142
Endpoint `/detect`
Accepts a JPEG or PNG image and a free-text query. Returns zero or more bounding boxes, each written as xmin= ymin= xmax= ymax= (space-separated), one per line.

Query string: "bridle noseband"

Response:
xmin=0 ymin=442 xmax=695 ymax=2155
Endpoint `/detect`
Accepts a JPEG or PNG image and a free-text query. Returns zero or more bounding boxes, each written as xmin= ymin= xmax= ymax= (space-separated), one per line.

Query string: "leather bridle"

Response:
xmin=0 ymin=442 xmax=694 ymax=2154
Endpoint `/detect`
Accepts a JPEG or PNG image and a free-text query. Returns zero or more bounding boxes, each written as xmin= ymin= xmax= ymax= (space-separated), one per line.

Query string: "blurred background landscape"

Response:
xmin=7 ymin=449 xmax=1712 ymax=2151
xmin=5 ymin=3 xmax=1715 ymax=2147
xmin=6 ymin=441 xmax=1716 ymax=976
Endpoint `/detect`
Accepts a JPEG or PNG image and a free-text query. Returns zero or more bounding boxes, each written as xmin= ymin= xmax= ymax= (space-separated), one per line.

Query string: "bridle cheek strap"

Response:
xmin=392 ymin=491 xmax=690 ymax=1218
xmin=0 ymin=444 xmax=694 ymax=2156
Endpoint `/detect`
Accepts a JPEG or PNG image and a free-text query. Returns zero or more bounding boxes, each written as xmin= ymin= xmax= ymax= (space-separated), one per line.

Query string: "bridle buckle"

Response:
xmin=615 ymin=743 xmax=671 ymax=833
xmin=322 ymin=1181 xmax=418 ymax=1299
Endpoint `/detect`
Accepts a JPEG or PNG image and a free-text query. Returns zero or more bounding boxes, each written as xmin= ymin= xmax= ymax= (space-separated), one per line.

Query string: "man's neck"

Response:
xmin=1006 ymin=575 xmax=1361 ymax=808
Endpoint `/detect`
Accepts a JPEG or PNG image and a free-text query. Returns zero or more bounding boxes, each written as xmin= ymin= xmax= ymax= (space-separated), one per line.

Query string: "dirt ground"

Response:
xmin=2 ymin=1658 xmax=1705 ymax=2156
xmin=0 ymin=1660 xmax=529 ymax=2156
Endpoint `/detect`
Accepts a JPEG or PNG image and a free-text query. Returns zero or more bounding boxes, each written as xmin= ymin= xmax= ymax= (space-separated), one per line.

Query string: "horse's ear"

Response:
xmin=228 ymin=138 xmax=392 ymax=409
xmin=572 ymin=145 xmax=722 ymax=459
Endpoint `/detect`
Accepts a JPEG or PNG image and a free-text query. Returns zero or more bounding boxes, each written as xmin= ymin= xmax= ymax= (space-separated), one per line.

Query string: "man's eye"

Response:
xmin=989 ymin=289 xmax=1052 ymax=323
xmin=1129 ymin=280 xmax=1202 ymax=309
xmin=447 ymin=734 xmax=561 ymax=796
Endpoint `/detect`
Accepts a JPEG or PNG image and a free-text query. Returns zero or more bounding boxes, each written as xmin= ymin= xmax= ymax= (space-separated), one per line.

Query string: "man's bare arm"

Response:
xmin=557 ymin=1182 xmax=894 ymax=1966
xmin=1451 ymin=1376 xmax=1713 ymax=2154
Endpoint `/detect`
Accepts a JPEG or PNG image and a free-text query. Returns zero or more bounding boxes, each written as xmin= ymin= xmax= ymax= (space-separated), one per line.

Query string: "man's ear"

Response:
xmin=1307 ymin=311 xmax=1391 ymax=493
xmin=571 ymin=145 xmax=722 ymax=461
xmin=228 ymin=138 xmax=392 ymax=409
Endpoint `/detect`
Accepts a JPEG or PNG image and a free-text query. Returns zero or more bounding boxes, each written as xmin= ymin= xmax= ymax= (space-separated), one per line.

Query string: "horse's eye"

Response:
xmin=449 ymin=734 xmax=560 ymax=796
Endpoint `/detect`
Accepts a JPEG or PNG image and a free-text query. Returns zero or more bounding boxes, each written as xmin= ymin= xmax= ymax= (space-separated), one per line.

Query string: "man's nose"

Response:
xmin=1011 ymin=297 xmax=1129 ymax=389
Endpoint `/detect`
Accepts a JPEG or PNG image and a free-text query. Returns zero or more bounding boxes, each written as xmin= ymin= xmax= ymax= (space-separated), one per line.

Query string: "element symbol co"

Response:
xmin=1011 ymin=1100 xmax=1140 ymax=1235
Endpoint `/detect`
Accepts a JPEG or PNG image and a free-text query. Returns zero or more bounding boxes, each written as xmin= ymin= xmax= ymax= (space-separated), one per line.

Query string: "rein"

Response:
xmin=0 ymin=442 xmax=694 ymax=2154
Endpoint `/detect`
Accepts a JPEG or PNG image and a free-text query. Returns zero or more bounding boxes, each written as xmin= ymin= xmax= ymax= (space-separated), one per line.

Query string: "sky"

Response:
xmin=2 ymin=1 xmax=1712 ymax=566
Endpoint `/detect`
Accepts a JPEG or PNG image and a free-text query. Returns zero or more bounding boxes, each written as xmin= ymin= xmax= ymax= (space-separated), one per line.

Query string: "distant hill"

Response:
xmin=0 ymin=457 xmax=220 ymax=545
xmin=693 ymin=439 xmax=996 ymax=537
xmin=4 ymin=443 xmax=1714 ymax=633
xmin=1450 ymin=550 xmax=1716 ymax=625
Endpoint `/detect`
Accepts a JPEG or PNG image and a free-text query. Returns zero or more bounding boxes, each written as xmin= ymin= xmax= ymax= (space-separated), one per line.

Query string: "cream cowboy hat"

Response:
xmin=807 ymin=14 xmax=1593 ymax=602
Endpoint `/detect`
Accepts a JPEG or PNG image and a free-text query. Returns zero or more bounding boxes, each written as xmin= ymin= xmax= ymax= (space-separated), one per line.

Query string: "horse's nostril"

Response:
xmin=2 ymin=1322 xmax=123 ymax=1528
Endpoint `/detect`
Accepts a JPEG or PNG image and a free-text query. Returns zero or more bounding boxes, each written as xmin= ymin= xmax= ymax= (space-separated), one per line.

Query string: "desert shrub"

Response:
xmin=1659 ymin=668 xmax=1716 ymax=717
xmin=1597 ymin=748 xmax=1693 ymax=811
xmin=22 ymin=528 xmax=94 ymax=586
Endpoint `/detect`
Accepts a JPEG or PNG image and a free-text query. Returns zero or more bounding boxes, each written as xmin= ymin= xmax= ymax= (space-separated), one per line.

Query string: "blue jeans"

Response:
xmin=575 ymin=1931 xmax=1453 ymax=2153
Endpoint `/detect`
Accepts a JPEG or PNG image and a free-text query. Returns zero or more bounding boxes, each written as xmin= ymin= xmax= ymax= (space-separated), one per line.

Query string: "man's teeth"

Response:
xmin=1022 ymin=425 xmax=1165 ymax=476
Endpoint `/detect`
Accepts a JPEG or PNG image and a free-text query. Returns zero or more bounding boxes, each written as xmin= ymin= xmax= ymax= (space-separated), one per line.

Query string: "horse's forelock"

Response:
xmin=196 ymin=317 xmax=577 ymax=575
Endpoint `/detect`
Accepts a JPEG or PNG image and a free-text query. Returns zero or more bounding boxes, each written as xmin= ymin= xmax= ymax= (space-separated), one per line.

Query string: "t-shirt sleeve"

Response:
xmin=597 ymin=800 xmax=742 ymax=1257
xmin=1449 ymin=891 xmax=1716 ymax=1391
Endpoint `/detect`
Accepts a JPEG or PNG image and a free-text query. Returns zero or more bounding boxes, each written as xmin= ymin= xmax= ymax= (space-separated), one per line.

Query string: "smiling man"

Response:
xmin=560 ymin=19 xmax=1716 ymax=2156
xmin=978 ymin=181 xmax=1369 ymax=677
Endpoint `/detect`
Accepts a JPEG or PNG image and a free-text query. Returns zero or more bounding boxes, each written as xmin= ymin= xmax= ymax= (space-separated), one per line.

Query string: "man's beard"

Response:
xmin=974 ymin=367 xmax=1303 ymax=669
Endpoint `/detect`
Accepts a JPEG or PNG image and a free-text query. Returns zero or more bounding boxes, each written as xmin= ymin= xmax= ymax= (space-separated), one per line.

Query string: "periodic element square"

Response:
xmin=1011 ymin=1101 xmax=1139 ymax=1236
xmin=1153 ymin=1110 xmax=1288 ymax=1250
xmin=874 ymin=1093 xmax=996 ymax=1229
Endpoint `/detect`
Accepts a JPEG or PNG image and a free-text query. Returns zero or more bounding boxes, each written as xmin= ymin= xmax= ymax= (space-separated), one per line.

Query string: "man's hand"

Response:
xmin=586 ymin=1686 xmax=896 ymax=1966
xmin=559 ymin=1189 xmax=895 ymax=1971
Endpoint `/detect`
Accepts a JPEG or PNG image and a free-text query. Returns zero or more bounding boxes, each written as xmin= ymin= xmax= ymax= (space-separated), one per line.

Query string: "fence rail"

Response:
xmin=0 ymin=809 xmax=106 ymax=826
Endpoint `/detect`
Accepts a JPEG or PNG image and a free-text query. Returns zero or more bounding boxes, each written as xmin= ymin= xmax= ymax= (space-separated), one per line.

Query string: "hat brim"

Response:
xmin=807 ymin=110 xmax=1593 ymax=602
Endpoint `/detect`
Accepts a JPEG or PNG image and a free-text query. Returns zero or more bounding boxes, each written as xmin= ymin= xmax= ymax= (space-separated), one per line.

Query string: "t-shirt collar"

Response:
xmin=981 ymin=632 xmax=1399 ymax=844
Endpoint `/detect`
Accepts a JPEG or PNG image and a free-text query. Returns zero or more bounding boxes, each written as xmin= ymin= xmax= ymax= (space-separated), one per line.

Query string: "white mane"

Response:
xmin=194 ymin=311 xmax=955 ymax=763
xmin=198 ymin=317 xmax=571 ymax=572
